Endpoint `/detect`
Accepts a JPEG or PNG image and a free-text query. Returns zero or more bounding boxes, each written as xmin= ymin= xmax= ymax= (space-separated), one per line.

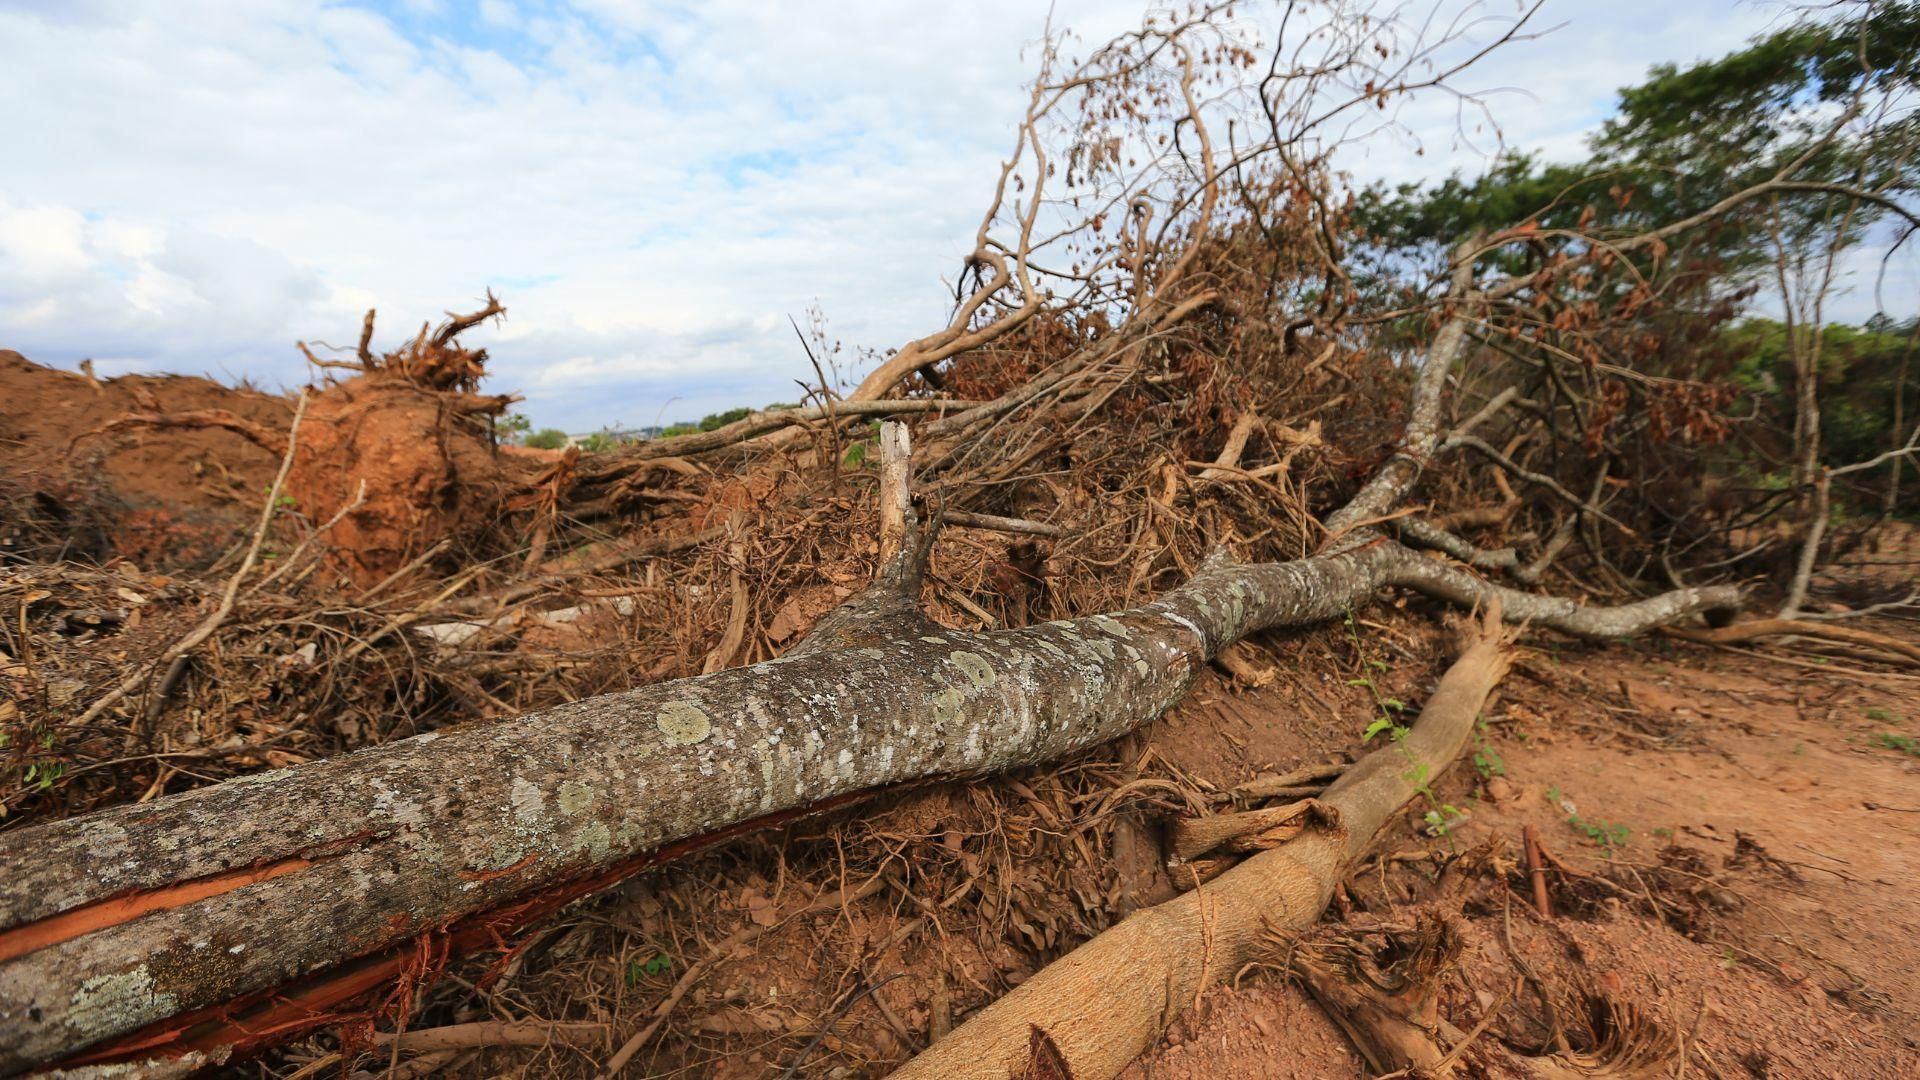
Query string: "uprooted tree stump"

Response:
xmin=288 ymin=296 xmax=518 ymax=587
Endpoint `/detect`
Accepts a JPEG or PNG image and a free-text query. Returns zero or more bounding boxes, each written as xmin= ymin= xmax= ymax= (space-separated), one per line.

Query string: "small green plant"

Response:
xmin=625 ymin=952 xmax=673 ymax=984
xmin=523 ymin=428 xmax=569 ymax=450
xmin=1342 ymin=611 xmax=1460 ymax=835
xmin=21 ymin=760 xmax=65 ymax=791
xmin=843 ymin=441 xmax=870 ymax=468
xmin=698 ymin=407 xmax=753 ymax=432
xmin=1548 ymin=785 xmax=1631 ymax=848
xmin=1865 ymin=707 xmax=1894 ymax=722
xmin=1472 ymin=717 xmax=1505 ymax=780
xmin=1568 ymin=814 xmax=1632 ymax=849
xmin=1873 ymin=731 xmax=1920 ymax=757
xmin=1422 ymin=802 xmax=1469 ymax=837
xmin=579 ymin=431 xmax=617 ymax=453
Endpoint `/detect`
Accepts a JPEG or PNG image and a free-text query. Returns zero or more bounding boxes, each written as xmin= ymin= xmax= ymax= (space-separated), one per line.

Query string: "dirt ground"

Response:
xmin=1124 ymin=625 xmax=1920 ymax=1078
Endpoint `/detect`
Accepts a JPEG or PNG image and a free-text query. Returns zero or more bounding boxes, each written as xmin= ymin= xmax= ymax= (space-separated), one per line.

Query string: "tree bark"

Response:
xmin=0 ymin=538 xmax=1736 ymax=1074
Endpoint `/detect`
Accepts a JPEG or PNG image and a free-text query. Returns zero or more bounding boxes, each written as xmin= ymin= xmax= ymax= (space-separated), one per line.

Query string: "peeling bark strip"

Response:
xmin=0 ymin=543 xmax=1735 ymax=1073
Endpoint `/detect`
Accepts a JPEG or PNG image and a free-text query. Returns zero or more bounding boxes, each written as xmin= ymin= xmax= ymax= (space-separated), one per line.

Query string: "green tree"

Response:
xmin=493 ymin=412 xmax=532 ymax=443
xmin=698 ymin=407 xmax=752 ymax=431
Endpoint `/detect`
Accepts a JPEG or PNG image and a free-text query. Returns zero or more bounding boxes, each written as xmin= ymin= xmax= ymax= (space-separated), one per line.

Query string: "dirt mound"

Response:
xmin=0 ymin=350 xmax=294 ymax=566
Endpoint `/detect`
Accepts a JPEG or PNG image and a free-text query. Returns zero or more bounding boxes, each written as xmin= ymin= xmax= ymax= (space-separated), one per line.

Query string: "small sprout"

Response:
xmin=1873 ymin=732 xmax=1920 ymax=757
xmin=626 ymin=952 xmax=673 ymax=984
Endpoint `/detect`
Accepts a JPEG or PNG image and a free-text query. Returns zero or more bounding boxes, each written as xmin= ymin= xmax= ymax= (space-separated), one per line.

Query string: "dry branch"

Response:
xmin=940 ymin=510 xmax=1068 ymax=539
xmin=1166 ymin=798 xmax=1337 ymax=861
xmin=69 ymin=409 xmax=289 ymax=457
xmin=581 ymin=401 xmax=976 ymax=481
xmin=1231 ymin=761 xmax=1348 ymax=803
xmin=371 ymin=1020 xmax=608 ymax=1054
xmin=1665 ymin=617 xmax=1920 ymax=665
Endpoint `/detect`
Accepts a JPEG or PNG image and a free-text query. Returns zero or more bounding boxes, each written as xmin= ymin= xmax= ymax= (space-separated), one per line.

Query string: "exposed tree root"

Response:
xmin=67 ymin=409 xmax=289 ymax=457
xmin=1292 ymin=912 xmax=1678 ymax=1078
xmin=370 ymin=1020 xmax=608 ymax=1054
xmin=1166 ymin=798 xmax=1338 ymax=862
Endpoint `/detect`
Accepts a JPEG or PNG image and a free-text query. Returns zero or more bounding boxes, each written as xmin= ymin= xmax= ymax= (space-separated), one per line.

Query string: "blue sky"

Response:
xmin=1 ymin=0 xmax=1907 ymax=432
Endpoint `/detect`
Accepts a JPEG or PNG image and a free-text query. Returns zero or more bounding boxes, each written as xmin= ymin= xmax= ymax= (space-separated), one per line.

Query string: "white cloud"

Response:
xmin=0 ymin=0 xmax=1902 ymax=431
xmin=476 ymin=0 xmax=519 ymax=30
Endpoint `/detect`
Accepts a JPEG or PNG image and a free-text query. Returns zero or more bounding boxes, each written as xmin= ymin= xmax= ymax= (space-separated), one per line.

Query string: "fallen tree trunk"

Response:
xmin=0 ymin=533 xmax=1735 ymax=1074
xmin=893 ymin=603 xmax=1514 ymax=1079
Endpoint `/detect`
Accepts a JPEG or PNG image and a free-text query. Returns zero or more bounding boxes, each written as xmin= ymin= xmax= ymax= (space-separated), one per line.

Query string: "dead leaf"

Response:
xmin=1018 ymin=1025 xmax=1075 ymax=1080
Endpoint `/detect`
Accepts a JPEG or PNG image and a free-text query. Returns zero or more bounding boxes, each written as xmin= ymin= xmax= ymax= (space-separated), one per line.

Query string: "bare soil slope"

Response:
xmin=0 ymin=350 xmax=293 ymax=565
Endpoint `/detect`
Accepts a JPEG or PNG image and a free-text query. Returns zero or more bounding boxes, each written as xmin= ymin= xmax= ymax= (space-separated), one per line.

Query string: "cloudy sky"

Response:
xmin=1 ymin=0 xmax=1905 ymax=432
